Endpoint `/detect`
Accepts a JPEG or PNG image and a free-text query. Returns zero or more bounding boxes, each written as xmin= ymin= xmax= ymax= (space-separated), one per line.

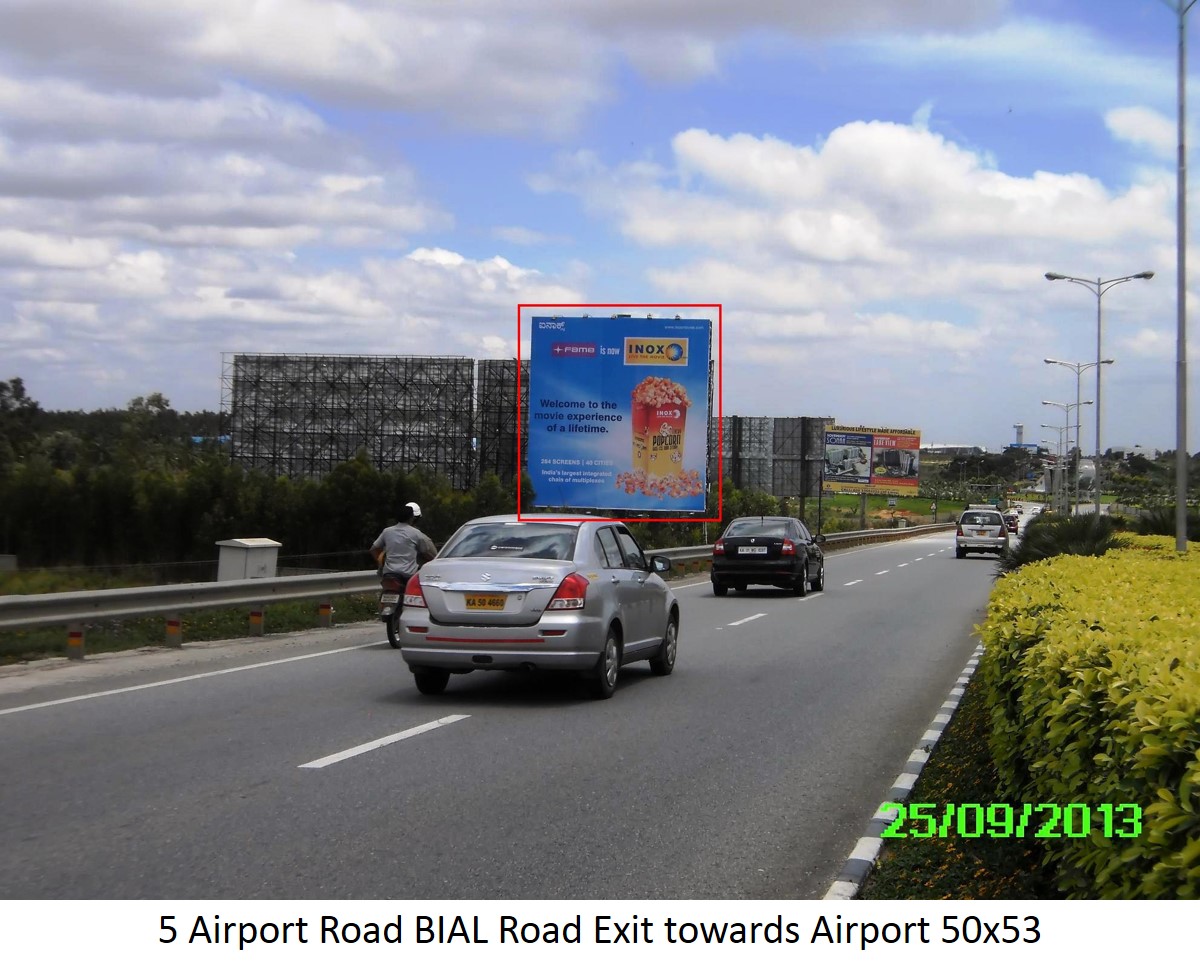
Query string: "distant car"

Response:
xmin=1003 ymin=512 xmax=1019 ymax=534
xmin=711 ymin=516 xmax=826 ymax=596
xmin=397 ymin=514 xmax=678 ymax=699
xmin=956 ymin=509 xmax=1011 ymax=559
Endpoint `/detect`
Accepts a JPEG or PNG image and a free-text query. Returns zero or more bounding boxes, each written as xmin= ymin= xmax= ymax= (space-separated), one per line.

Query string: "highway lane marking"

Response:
xmin=299 ymin=714 xmax=469 ymax=769
xmin=875 ymin=570 xmax=889 ymax=575
xmin=897 ymin=562 xmax=910 ymax=567
xmin=843 ymin=579 xmax=863 ymax=586
xmin=0 ymin=642 xmax=380 ymax=717
xmin=726 ymin=613 xmax=767 ymax=627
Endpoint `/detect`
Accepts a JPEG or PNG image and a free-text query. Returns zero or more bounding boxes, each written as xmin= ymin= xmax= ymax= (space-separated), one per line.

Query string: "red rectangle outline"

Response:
xmin=516 ymin=303 xmax=722 ymax=524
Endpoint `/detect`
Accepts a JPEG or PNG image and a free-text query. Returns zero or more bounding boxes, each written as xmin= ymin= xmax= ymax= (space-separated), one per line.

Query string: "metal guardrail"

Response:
xmin=0 ymin=523 xmax=951 ymax=652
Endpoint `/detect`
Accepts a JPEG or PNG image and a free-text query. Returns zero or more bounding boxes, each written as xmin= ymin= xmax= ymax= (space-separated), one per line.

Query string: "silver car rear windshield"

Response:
xmin=440 ymin=523 xmax=579 ymax=560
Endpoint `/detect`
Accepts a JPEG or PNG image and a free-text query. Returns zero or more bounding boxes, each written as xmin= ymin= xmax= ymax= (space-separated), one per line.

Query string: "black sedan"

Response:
xmin=710 ymin=516 xmax=826 ymax=596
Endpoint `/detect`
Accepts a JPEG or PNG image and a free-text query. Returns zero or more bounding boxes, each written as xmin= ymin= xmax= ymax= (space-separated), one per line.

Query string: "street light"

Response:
xmin=1044 ymin=271 xmax=1154 ymax=511
xmin=1040 ymin=422 xmax=1072 ymax=513
xmin=1043 ymin=398 xmax=1093 ymax=512
xmin=1163 ymin=0 xmax=1195 ymax=553
xmin=1044 ymin=357 xmax=1114 ymax=510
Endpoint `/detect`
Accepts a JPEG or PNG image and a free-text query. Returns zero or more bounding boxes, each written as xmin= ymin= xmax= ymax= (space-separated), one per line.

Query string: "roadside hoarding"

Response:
xmin=526 ymin=315 xmax=713 ymax=512
xmin=822 ymin=425 xmax=921 ymax=497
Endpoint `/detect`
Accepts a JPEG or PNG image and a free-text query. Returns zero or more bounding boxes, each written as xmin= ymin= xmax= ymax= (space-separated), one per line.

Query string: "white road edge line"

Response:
xmin=726 ymin=613 xmax=767 ymax=627
xmin=299 ymin=714 xmax=469 ymax=769
xmin=0 ymin=642 xmax=380 ymax=717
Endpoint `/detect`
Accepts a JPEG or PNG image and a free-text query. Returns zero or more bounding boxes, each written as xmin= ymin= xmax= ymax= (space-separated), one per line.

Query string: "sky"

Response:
xmin=1 ymin=0 xmax=1198 ymax=454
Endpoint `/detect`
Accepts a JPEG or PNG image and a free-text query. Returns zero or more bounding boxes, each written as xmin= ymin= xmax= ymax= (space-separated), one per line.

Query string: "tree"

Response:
xmin=0 ymin=377 xmax=41 ymax=473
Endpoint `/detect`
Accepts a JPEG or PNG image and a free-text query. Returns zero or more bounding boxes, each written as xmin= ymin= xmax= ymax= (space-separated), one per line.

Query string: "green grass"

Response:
xmin=859 ymin=656 xmax=1059 ymax=900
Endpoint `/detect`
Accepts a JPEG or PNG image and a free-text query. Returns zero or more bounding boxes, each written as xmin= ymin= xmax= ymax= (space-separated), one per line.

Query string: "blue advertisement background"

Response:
xmin=527 ymin=316 xmax=712 ymax=512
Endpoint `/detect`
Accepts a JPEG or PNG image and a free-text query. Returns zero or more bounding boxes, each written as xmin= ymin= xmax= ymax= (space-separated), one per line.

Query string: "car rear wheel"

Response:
xmin=412 ymin=666 xmax=449 ymax=695
xmin=811 ymin=561 xmax=825 ymax=592
xmin=712 ymin=581 xmax=728 ymax=596
xmin=588 ymin=627 xmax=621 ymax=699
xmin=648 ymin=614 xmax=678 ymax=676
xmin=793 ymin=563 xmax=808 ymax=597
xmin=385 ymin=610 xmax=401 ymax=648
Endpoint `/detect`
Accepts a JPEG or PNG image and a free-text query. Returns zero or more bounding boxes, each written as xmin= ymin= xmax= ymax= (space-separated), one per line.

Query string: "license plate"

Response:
xmin=379 ymin=592 xmax=399 ymax=605
xmin=465 ymin=593 xmax=507 ymax=610
xmin=738 ymin=546 xmax=768 ymax=555
xmin=972 ymin=529 xmax=987 ymax=536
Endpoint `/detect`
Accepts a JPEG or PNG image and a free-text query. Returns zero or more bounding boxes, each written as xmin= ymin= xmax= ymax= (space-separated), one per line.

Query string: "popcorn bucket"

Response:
xmin=631 ymin=377 xmax=689 ymax=480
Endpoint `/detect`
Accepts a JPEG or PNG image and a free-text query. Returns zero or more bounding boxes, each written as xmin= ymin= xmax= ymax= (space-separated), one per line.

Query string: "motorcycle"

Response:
xmin=379 ymin=573 xmax=406 ymax=648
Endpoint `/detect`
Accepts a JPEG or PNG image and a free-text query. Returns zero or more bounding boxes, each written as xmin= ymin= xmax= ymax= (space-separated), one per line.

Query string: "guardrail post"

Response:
xmin=66 ymin=623 xmax=85 ymax=660
xmin=164 ymin=615 xmax=183 ymax=648
xmin=249 ymin=608 xmax=265 ymax=636
xmin=318 ymin=601 xmax=334 ymax=628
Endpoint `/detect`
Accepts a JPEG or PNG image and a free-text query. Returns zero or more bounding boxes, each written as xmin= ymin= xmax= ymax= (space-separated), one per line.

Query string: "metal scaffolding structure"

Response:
xmin=221 ymin=353 xmax=477 ymax=487
xmin=476 ymin=358 xmax=529 ymax=486
xmin=708 ymin=416 xmax=830 ymax=498
xmin=220 ymin=353 xmax=830 ymax=502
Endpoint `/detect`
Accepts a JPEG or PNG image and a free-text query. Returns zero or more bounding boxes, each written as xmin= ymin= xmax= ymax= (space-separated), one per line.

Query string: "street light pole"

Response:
xmin=1040 ymin=422 xmax=1071 ymax=513
xmin=1166 ymin=0 xmax=1196 ymax=552
xmin=1043 ymin=398 xmax=1093 ymax=512
xmin=1044 ymin=358 xmax=1111 ymax=511
xmin=1044 ymin=272 xmax=1154 ymax=512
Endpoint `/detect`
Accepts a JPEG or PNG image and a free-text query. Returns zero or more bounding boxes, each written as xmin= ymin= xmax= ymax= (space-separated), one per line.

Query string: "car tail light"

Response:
xmin=781 ymin=539 xmax=796 ymax=556
xmin=713 ymin=539 xmax=725 ymax=555
xmin=403 ymin=573 xmax=427 ymax=608
xmin=956 ymin=525 xmax=964 ymax=537
xmin=547 ymin=572 xmax=588 ymax=610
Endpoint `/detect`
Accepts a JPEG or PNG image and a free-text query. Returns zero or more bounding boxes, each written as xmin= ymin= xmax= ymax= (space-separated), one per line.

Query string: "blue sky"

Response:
xmin=1 ymin=0 xmax=1197 ymax=454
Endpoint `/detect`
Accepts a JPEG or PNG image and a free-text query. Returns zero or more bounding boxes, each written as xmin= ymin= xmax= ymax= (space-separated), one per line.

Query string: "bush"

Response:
xmin=978 ymin=543 xmax=1200 ymax=898
xmin=995 ymin=513 xmax=1122 ymax=575
xmin=1135 ymin=506 xmax=1200 ymax=542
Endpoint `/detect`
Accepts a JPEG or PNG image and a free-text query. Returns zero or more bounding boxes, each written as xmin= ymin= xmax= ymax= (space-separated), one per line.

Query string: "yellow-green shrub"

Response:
xmin=978 ymin=542 xmax=1200 ymax=898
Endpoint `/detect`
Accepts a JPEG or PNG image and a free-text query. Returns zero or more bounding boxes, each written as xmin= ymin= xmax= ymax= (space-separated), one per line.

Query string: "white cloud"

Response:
xmin=0 ymin=1 xmax=1006 ymax=136
xmin=1106 ymin=106 xmax=1176 ymax=160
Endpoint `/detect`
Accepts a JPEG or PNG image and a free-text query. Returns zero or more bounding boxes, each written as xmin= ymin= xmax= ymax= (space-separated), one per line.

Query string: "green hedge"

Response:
xmin=977 ymin=535 xmax=1200 ymax=898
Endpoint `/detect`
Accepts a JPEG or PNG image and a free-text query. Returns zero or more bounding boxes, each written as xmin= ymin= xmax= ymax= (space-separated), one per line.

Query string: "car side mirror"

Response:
xmin=813 ymin=534 xmax=826 ymax=545
xmin=651 ymin=555 xmax=671 ymax=574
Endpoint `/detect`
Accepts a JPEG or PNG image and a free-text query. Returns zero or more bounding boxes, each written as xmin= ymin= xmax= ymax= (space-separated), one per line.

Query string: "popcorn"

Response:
xmin=615 ymin=468 xmax=704 ymax=500
xmin=632 ymin=376 xmax=692 ymax=409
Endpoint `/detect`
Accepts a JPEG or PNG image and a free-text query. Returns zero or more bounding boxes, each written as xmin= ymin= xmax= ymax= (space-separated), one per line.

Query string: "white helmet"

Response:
xmin=406 ymin=501 xmax=422 ymax=519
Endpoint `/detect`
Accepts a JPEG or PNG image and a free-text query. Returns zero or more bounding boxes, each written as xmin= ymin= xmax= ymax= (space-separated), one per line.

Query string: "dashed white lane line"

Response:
xmin=0 ymin=642 xmax=379 ymax=717
xmin=299 ymin=714 xmax=470 ymax=769
xmin=897 ymin=562 xmax=910 ymax=567
xmin=875 ymin=570 xmax=889 ymax=576
xmin=726 ymin=613 xmax=767 ymax=627
xmin=844 ymin=579 xmax=863 ymax=587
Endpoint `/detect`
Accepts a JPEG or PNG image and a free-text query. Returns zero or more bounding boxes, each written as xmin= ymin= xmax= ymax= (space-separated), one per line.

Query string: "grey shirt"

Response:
xmin=372 ymin=523 xmax=437 ymax=576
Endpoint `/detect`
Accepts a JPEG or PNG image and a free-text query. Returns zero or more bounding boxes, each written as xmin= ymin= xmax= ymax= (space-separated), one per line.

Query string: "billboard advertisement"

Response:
xmin=822 ymin=426 xmax=921 ymax=497
xmin=526 ymin=316 xmax=712 ymax=512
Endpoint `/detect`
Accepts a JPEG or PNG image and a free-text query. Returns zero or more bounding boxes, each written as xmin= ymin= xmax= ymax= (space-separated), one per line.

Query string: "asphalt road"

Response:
xmin=0 ymin=529 xmax=1001 ymax=899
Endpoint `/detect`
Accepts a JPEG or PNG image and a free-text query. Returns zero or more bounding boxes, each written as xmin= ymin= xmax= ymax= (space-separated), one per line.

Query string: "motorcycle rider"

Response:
xmin=370 ymin=502 xmax=437 ymax=584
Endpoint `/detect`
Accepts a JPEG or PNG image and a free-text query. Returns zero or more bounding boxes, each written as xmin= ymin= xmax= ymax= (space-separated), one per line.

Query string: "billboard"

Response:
xmin=822 ymin=426 xmax=921 ymax=497
xmin=526 ymin=316 xmax=712 ymax=512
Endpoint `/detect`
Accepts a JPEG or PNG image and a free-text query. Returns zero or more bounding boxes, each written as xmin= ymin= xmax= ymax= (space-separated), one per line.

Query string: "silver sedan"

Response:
xmin=398 ymin=514 xmax=679 ymax=699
